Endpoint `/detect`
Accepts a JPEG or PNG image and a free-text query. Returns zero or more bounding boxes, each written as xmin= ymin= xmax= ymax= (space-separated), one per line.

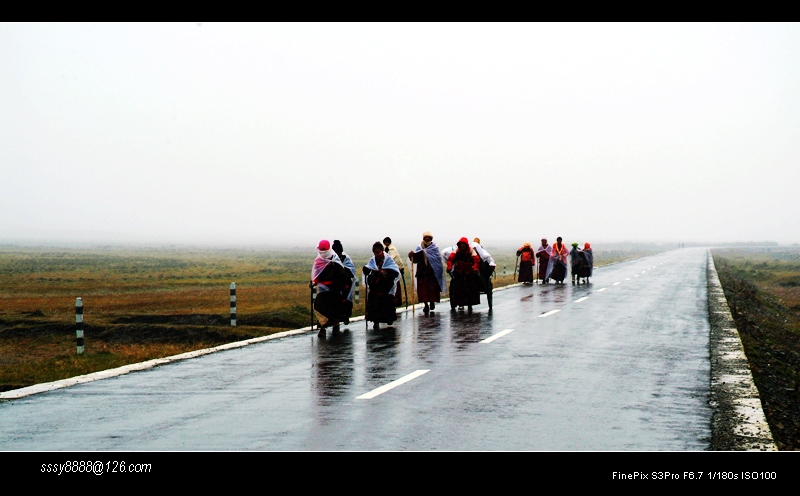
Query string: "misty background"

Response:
xmin=2 ymin=23 xmax=799 ymax=251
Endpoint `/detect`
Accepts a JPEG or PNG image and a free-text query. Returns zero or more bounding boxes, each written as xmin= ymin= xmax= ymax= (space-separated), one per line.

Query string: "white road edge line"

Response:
xmin=539 ymin=309 xmax=560 ymax=317
xmin=356 ymin=369 xmax=430 ymax=400
xmin=481 ymin=329 xmax=515 ymax=344
xmin=574 ymin=297 xmax=589 ymax=303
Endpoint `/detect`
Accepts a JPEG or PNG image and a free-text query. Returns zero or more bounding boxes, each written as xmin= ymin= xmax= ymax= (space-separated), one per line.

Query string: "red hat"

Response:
xmin=317 ymin=239 xmax=330 ymax=251
xmin=584 ymin=242 xmax=591 ymax=250
xmin=458 ymin=237 xmax=469 ymax=245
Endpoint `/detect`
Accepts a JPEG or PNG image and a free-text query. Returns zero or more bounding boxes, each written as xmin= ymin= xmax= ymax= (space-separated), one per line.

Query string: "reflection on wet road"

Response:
xmin=0 ymin=249 xmax=712 ymax=450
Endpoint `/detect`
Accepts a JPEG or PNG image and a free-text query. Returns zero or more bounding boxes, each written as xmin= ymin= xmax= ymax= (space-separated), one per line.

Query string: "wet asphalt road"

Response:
xmin=0 ymin=248 xmax=712 ymax=450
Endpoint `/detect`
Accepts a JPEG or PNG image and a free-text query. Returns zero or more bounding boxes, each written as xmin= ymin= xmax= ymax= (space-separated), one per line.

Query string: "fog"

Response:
xmin=3 ymin=23 xmax=799 ymax=251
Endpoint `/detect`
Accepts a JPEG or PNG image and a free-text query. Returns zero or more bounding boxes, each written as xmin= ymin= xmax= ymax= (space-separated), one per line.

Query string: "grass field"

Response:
xmin=0 ymin=243 xmax=665 ymax=392
xmin=712 ymin=247 xmax=800 ymax=450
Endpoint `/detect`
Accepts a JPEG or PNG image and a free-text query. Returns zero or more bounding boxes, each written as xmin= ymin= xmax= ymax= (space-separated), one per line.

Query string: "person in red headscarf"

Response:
xmin=446 ymin=237 xmax=482 ymax=313
xmin=311 ymin=239 xmax=351 ymax=335
xmin=582 ymin=243 xmax=594 ymax=283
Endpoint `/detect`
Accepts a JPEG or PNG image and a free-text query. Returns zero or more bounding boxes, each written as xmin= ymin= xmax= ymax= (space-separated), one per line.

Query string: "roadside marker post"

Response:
xmin=310 ymin=283 xmax=317 ymax=329
xmin=75 ymin=297 xmax=84 ymax=354
xmin=230 ymin=283 xmax=237 ymax=327
xmin=354 ymin=279 xmax=360 ymax=304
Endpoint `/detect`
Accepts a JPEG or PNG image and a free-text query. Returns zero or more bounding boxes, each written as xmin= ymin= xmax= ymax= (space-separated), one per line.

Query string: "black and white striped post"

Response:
xmin=230 ymin=283 xmax=236 ymax=327
xmin=75 ymin=297 xmax=84 ymax=354
xmin=354 ymin=279 xmax=360 ymax=304
xmin=310 ymin=283 xmax=317 ymax=329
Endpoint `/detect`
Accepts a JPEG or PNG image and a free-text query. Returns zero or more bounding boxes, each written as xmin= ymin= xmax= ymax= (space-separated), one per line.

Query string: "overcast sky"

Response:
xmin=2 ymin=23 xmax=799 ymax=249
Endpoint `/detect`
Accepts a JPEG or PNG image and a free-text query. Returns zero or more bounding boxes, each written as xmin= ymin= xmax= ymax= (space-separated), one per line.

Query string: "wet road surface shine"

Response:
xmin=0 ymin=250 xmax=711 ymax=450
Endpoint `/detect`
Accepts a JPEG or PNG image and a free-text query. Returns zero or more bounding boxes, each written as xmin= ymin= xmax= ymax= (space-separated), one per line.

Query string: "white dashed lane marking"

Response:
xmin=481 ymin=329 xmax=515 ymax=344
xmin=539 ymin=310 xmax=560 ymax=318
xmin=356 ymin=370 xmax=430 ymax=400
xmin=574 ymin=297 xmax=589 ymax=303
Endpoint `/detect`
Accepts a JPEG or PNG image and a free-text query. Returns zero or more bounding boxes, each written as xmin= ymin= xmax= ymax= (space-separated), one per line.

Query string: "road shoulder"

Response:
xmin=707 ymin=250 xmax=776 ymax=450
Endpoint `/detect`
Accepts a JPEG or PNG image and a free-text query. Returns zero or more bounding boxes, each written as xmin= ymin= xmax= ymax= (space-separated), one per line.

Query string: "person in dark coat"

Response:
xmin=516 ymin=242 xmax=535 ymax=284
xmin=446 ymin=237 xmax=482 ymax=313
xmin=582 ymin=242 xmax=594 ymax=283
xmin=332 ymin=240 xmax=356 ymax=322
xmin=311 ymin=239 xmax=351 ymax=336
xmin=383 ymin=237 xmax=406 ymax=307
xmin=536 ymin=238 xmax=550 ymax=283
xmin=363 ymin=241 xmax=401 ymax=330
xmin=408 ymin=231 xmax=445 ymax=314
xmin=570 ymin=242 xmax=585 ymax=284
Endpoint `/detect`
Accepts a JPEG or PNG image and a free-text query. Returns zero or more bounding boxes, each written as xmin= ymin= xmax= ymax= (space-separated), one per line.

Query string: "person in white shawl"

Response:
xmin=407 ymin=231 xmax=445 ymax=314
xmin=310 ymin=239 xmax=350 ymax=335
xmin=363 ymin=241 xmax=401 ymax=330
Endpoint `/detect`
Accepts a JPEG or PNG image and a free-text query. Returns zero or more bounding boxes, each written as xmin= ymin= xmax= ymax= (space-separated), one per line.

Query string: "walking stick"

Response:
xmin=363 ymin=272 xmax=369 ymax=331
xmin=402 ymin=271 xmax=408 ymax=310
xmin=410 ymin=259 xmax=415 ymax=316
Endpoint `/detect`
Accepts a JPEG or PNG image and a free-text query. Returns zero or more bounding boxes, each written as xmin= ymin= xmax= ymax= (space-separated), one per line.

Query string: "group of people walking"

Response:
xmin=311 ymin=234 xmax=594 ymax=335
xmin=516 ymin=238 xmax=593 ymax=285
xmin=310 ymin=233 xmax=497 ymax=335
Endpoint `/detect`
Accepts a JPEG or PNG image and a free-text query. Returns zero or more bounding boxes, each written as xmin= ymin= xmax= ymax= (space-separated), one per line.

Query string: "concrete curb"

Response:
xmin=707 ymin=250 xmax=777 ymax=450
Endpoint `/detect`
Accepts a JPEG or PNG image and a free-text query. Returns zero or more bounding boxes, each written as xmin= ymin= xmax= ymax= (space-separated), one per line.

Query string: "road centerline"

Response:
xmin=574 ymin=297 xmax=589 ymax=303
xmin=356 ymin=370 xmax=430 ymax=400
xmin=539 ymin=310 xmax=560 ymax=318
